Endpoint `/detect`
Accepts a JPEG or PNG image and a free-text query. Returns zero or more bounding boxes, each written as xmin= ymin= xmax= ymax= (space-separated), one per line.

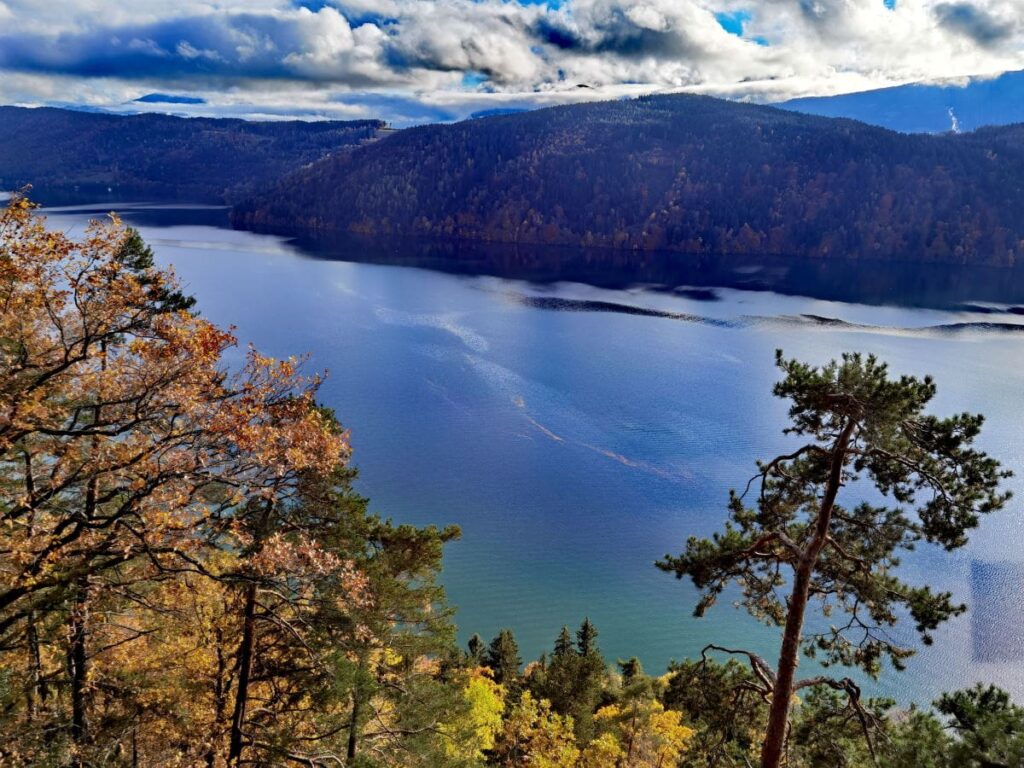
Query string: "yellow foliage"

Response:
xmin=579 ymin=733 xmax=625 ymax=767
xmin=593 ymin=700 xmax=694 ymax=768
xmin=493 ymin=692 xmax=580 ymax=767
xmin=444 ymin=666 xmax=506 ymax=760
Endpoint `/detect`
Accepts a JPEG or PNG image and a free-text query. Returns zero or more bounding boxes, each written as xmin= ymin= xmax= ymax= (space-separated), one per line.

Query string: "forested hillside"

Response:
xmin=0 ymin=107 xmax=382 ymax=202
xmin=233 ymin=94 xmax=1024 ymax=266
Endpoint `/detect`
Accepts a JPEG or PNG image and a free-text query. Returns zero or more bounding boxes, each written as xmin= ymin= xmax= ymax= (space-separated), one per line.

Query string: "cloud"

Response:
xmin=134 ymin=92 xmax=207 ymax=104
xmin=0 ymin=0 xmax=1021 ymax=124
xmin=935 ymin=2 xmax=1013 ymax=46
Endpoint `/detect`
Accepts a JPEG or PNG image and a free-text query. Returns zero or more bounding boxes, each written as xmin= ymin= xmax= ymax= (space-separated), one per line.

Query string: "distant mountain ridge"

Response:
xmin=779 ymin=70 xmax=1024 ymax=134
xmin=233 ymin=93 xmax=1024 ymax=267
xmin=0 ymin=107 xmax=383 ymax=203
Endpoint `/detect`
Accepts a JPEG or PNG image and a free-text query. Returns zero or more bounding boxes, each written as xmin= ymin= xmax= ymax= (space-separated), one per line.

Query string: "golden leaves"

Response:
xmin=0 ymin=199 xmax=365 ymax=764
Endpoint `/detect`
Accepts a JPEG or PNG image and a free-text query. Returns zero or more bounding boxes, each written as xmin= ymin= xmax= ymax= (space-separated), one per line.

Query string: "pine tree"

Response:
xmin=577 ymin=618 xmax=599 ymax=658
xmin=487 ymin=629 xmax=522 ymax=688
xmin=660 ymin=351 xmax=1012 ymax=768
xmin=467 ymin=634 xmax=486 ymax=665
xmin=553 ymin=626 xmax=574 ymax=658
xmin=535 ymin=621 xmax=607 ymax=744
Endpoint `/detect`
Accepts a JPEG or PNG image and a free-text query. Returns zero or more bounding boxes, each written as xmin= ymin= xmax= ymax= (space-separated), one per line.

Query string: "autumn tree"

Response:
xmin=659 ymin=351 xmax=1011 ymax=768
xmin=587 ymin=659 xmax=693 ymax=768
xmin=0 ymin=198 xmax=353 ymax=765
xmin=262 ymin=438 xmax=466 ymax=768
xmin=444 ymin=667 xmax=505 ymax=764
xmin=491 ymin=691 xmax=579 ymax=767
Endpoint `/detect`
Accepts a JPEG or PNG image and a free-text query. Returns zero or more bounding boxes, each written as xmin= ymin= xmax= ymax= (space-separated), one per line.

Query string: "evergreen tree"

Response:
xmin=467 ymin=634 xmax=486 ymax=666
xmin=486 ymin=629 xmax=522 ymax=688
xmin=619 ymin=657 xmax=644 ymax=688
xmin=535 ymin=621 xmax=607 ymax=744
xmin=553 ymin=626 xmax=574 ymax=658
xmin=660 ymin=351 xmax=1012 ymax=768
xmin=936 ymin=685 xmax=1024 ymax=768
xmin=577 ymin=618 xmax=599 ymax=658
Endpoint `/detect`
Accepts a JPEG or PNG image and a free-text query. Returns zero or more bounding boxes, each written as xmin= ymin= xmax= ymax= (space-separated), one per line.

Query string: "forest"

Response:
xmin=0 ymin=107 xmax=383 ymax=204
xmin=2 ymin=195 xmax=1023 ymax=768
xmin=232 ymin=93 xmax=1024 ymax=267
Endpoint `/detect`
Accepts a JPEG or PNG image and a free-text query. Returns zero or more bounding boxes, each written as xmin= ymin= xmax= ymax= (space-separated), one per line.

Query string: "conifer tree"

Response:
xmin=577 ymin=618 xmax=599 ymax=658
xmin=467 ymin=633 xmax=486 ymax=665
xmin=553 ymin=626 xmax=574 ymax=658
xmin=487 ymin=629 xmax=522 ymax=688
xmin=660 ymin=351 xmax=1012 ymax=768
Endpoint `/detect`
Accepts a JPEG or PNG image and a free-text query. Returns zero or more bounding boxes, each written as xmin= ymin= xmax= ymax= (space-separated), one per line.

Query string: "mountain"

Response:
xmin=0 ymin=106 xmax=383 ymax=203
xmin=232 ymin=93 xmax=1024 ymax=267
xmin=779 ymin=70 xmax=1024 ymax=134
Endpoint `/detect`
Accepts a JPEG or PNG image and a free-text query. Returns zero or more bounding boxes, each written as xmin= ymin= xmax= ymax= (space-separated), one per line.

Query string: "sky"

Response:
xmin=0 ymin=0 xmax=1022 ymax=125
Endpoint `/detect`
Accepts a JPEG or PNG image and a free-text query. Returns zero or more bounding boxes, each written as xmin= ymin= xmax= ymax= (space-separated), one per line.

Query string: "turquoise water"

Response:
xmin=42 ymin=202 xmax=1024 ymax=705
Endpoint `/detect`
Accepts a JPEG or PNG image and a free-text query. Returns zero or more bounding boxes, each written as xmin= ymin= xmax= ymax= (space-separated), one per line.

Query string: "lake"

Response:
xmin=41 ymin=200 xmax=1024 ymax=706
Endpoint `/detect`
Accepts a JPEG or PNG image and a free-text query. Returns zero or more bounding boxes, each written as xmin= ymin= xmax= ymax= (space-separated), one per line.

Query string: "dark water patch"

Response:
xmin=799 ymin=313 xmax=858 ymax=327
xmin=507 ymin=297 xmax=1024 ymax=337
xmin=955 ymin=303 xmax=1000 ymax=314
xmin=511 ymin=295 xmax=739 ymax=327
xmin=930 ymin=321 xmax=1024 ymax=334
xmin=645 ymin=285 xmax=720 ymax=301
xmin=673 ymin=287 xmax=720 ymax=301
xmin=282 ymin=230 xmax=1024 ymax=312
xmin=789 ymin=313 xmax=1024 ymax=336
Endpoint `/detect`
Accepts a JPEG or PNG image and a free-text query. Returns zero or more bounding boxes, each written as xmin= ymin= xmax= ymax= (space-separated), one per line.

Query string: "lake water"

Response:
xmin=41 ymin=201 xmax=1024 ymax=706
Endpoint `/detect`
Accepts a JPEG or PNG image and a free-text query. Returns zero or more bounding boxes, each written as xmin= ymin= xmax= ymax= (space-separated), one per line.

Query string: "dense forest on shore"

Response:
xmin=0 ymin=107 xmax=382 ymax=203
xmin=3 ymin=196 xmax=1023 ymax=767
xmin=233 ymin=93 xmax=1024 ymax=267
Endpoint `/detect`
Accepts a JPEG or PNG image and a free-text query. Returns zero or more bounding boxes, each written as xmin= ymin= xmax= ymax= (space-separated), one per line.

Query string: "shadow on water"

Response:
xmin=290 ymin=231 xmax=1024 ymax=312
xmin=34 ymin=194 xmax=1024 ymax=311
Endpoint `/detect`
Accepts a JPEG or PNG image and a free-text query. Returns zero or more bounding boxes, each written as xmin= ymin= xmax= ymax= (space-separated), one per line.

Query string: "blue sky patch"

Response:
xmin=462 ymin=71 xmax=489 ymax=88
xmin=715 ymin=10 xmax=751 ymax=37
xmin=715 ymin=10 xmax=767 ymax=45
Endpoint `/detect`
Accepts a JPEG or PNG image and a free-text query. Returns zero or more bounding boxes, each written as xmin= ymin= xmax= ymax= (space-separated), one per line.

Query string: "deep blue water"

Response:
xmin=42 ymin=202 xmax=1024 ymax=705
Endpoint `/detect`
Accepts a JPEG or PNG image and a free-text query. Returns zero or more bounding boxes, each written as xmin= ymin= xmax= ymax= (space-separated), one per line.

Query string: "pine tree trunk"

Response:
xmin=227 ymin=582 xmax=258 ymax=765
xmin=760 ymin=420 xmax=854 ymax=768
xmin=760 ymin=561 xmax=812 ymax=768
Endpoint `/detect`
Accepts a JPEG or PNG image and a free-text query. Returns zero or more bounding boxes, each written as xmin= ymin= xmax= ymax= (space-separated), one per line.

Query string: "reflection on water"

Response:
xmin=34 ymin=197 xmax=1024 ymax=311
xmin=293 ymin=230 xmax=1024 ymax=313
xmin=37 ymin=200 xmax=1024 ymax=706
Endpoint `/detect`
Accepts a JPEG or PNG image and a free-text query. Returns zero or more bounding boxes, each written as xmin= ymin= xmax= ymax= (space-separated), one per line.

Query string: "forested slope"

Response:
xmin=233 ymin=94 xmax=1024 ymax=266
xmin=0 ymin=106 xmax=382 ymax=202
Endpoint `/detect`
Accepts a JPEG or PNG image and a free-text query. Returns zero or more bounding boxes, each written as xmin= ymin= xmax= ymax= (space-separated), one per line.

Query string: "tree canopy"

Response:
xmin=659 ymin=350 xmax=1011 ymax=767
